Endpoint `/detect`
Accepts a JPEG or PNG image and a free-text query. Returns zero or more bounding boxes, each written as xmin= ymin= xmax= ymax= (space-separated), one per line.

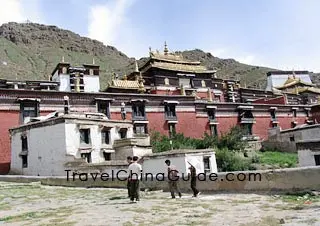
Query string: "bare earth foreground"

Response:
xmin=0 ymin=182 xmax=319 ymax=226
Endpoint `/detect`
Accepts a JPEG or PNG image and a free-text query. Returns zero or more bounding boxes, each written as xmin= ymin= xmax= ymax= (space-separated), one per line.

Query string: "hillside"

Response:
xmin=0 ymin=22 xmax=319 ymax=90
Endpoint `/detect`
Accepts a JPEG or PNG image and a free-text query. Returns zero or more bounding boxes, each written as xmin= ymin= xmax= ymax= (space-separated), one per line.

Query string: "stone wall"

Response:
xmin=1 ymin=166 xmax=319 ymax=193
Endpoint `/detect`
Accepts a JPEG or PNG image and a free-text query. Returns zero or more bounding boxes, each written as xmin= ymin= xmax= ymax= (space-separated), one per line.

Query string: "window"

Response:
xmin=21 ymin=135 xmax=28 ymax=151
xmin=80 ymin=129 xmax=91 ymax=144
xmin=203 ymin=156 xmax=210 ymax=173
xmin=103 ymin=152 xmax=111 ymax=161
xmin=314 ymin=155 xmax=320 ymax=166
xmin=208 ymin=109 xmax=216 ymax=120
xmin=289 ymin=136 xmax=295 ymax=142
xmin=119 ymin=128 xmax=127 ymax=139
xmin=165 ymin=104 xmax=176 ymax=118
xmin=242 ymin=124 xmax=253 ymax=136
xmin=132 ymin=104 xmax=146 ymax=119
xmin=169 ymin=123 xmax=176 ymax=138
xmin=210 ymin=125 xmax=218 ymax=137
xmin=101 ymin=129 xmax=110 ymax=145
xmin=134 ymin=124 xmax=148 ymax=135
xmin=97 ymin=102 xmax=111 ymax=118
xmin=305 ymin=110 xmax=310 ymax=117
xmin=20 ymin=101 xmax=39 ymax=123
xmin=81 ymin=153 xmax=92 ymax=163
xmin=292 ymin=109 xmax=297 ymax=117
xmin=270 ymin=110 xmax=276 ymax=120
xmin=179 ymin=78 xmax=191 ymax=88
xmin=22 ymin=155 xmax=28 ymax=168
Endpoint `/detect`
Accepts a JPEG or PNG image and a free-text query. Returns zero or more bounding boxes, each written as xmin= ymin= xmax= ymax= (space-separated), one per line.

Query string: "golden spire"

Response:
xmin=134 ymin=59 xmax=139 ymax=73
xmin=149 ymin=47 xmax=152 ymax=57
xmin=292 ymin=69 xmax=296 ymax=79
xmin=164 ymin=41 xmax=168 ymax=55
xmin=123 ymin=74 xmax=127 ymax=80
xmin=207 ymin=88 xmax=213 ymax=102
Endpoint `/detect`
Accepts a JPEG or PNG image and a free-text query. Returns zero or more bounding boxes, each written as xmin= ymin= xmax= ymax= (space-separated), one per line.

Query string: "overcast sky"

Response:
xmin=1 ymin=0 xmax=320 ymax=72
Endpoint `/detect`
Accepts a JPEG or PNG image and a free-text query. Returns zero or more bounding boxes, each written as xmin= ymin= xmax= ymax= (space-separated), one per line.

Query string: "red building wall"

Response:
xmin=0 ymin=111 xmax=20 ymax=174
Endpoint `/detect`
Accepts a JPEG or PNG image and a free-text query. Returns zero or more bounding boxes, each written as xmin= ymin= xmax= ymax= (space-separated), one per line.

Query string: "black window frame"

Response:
xmin=103 ymin=152 xmax=112 ymax=161
xmin=20 ymin=101 xmax=39 ymax=123
xmin=134 ymin=124 xmax=148 ymax=135
xmin=81 ymin=153 xmax=92 ymax=163
xmin=210 ymin=124 xmax=218 ymax=137
xmin=101 ymin=128 xmax=111 ymax=145
xmin=119 ymin=128 xmax=128 ymax=139
xmin=22 ymin=155 xmax=28 ymax=168
xmin=97 ymin=101 xmax=111 ymax=119
xmin=80 ymin=129 xmax=91 ymax=144
xmin=207 ymin=109 xmax=216 ymax=121
xmin=165 ymin=104 xmax=177 ymax=119
xmin=314 ymin=155 xmax=320 ymax=166
xmin=132 ymin=103 xmax=146 ymax=120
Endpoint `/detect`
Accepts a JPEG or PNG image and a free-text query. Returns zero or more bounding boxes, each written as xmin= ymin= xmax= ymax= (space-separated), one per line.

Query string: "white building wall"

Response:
xmin=11 ymin=123 xmax=67 ymax=176
xmin=142 ymin=156 xmax=186 ymax=176
xmin=58 ymin=74 xmax=71 ymax=92
xmin=83 ymin=75 xmax=100 ymax=93
xmin=298 ymin=150 xmax=320 ymax=167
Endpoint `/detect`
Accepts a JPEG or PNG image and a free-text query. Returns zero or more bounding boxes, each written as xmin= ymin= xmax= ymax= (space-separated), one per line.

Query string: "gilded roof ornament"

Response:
xmin=134 ymin=60 xmax=139 ymax=72
xmin=164 ymin=41 xmax=168 ymax=55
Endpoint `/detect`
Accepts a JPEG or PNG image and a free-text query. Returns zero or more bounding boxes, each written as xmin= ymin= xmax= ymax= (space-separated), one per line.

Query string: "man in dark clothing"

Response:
xmin=128 ymin=156 xmax=142 ymax=202
xmin=126 ymin=156 xmax=133 ymax=198
xmin=165 ymin=159 xmax=182 ymax=199
xmin=188 ymin=162 xmax=201 ymax=197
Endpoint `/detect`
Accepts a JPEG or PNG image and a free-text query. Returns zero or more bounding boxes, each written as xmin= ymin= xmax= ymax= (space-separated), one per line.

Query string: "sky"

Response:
xmin=1 ymin=0 xmax=320 ymax=72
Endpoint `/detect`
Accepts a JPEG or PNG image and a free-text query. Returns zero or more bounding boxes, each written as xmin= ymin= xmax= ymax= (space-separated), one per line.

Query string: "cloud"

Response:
xmin=0 ymin=0 xmax=43 ymax=25
xmin=88 ymin=0 xmax=135 ymax=46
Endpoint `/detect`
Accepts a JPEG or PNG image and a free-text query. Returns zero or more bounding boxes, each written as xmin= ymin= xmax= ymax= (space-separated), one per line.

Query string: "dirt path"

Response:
xmin=0 ymin=182 xmax=319 ymax=226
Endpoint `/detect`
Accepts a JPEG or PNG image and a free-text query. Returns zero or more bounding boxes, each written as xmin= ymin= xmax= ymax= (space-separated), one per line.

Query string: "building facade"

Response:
xmin=1 ymin=43 xmax=319 ymax=174
xmin=9 ymin=112 xmax=151 ymax=176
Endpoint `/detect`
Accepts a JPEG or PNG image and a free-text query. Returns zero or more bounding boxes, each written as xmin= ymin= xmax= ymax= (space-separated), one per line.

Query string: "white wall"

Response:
xmin=11 ymin=123 xmax=68 ymax=176
xmin=142 ymin=156 xmax=186 ymax=176
xmin=298 ymin=150 xmax=320 ymax=167
xmin=84 ymin=75 xmax=100 ymax=92
xmin=58 ymin=74 xmax=71 ymax=92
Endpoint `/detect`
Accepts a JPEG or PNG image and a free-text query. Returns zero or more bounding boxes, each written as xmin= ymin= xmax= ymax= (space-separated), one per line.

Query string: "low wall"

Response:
xmin=0 ymin=166 xmax=319 ymax=193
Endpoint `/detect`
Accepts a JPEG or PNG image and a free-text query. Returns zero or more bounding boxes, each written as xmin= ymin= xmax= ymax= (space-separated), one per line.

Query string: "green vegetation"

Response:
xmin=150 ymin=126 xmax=299 ymax=172
xmin=257 ymin=151 xmax=298 ymax=168
xmin=150 ymin=126 xmax=256 ymax=171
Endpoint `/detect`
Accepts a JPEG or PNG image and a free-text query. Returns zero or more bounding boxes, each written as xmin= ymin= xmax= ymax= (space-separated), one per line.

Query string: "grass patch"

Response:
xmin=0 ymin=206 xmax=75 ymax=223
xmin=240 ymin=216 xmax=281 ymax=226
xmin=258 ymin=151 xmax=297 ymax=168
xmin=120 ymin=207 xmax=147 ymax=213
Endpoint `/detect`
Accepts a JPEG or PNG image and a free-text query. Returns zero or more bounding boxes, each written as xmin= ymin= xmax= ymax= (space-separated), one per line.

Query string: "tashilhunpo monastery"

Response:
xmin=1 ymin=43 xmax=320 ymax=175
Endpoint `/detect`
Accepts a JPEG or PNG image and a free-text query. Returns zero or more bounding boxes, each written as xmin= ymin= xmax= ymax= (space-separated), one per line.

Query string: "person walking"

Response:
xmin=128 ymin=156 xmax=142 ymax=203
xmin=165 ymin=159 xmax=182 ymax=199
xmin=126 ymin=156 xmax=133 ymax=198
xmin=188 ymin=162 xmax=201 ymax=197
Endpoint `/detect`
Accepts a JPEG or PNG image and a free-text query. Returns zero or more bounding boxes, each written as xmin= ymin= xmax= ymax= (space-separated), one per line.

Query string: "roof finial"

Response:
xmin=164 ymin=41 xmax=168 ymax=55
xmin=134 ymin=59 xmax=139 ymax=73
xmin=62 ymin=56 xmax=65 ymax=63
xmin=292 ymin=68 xmax=296 ymax=79
xmin=92 ymin=58 xmax=95 ymax=65
xmin=149 ymin=46 xmax=152 ymax=57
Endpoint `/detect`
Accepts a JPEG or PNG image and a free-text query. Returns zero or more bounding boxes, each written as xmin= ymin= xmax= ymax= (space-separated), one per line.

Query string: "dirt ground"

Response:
xmin=0 ymin=182 xmax=319 ymax=226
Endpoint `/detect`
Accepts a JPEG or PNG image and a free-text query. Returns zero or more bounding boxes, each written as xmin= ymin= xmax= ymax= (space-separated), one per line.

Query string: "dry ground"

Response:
xmin=0 ymin=182 xmax=319 ymax=226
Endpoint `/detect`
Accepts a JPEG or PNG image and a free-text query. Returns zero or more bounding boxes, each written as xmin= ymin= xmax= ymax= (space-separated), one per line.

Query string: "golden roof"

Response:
xmin=151 ymin=61 xmax=214 ymax=73
xmin=109 ymin=80 xmax=140 ymax=89
xmin=293 ymin=87 xmax=320 ymax=94
xmin=276 ymin=76 xmax=314 ymax=89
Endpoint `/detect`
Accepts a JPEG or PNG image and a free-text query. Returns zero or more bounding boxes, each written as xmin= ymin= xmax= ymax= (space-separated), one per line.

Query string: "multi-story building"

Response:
xmin=0 ymin=43 xmax=318 ymax=174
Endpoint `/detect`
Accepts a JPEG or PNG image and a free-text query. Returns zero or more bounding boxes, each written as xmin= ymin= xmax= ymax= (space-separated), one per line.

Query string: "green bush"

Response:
xmin=215 ymin=148 xmax=253 ymax=172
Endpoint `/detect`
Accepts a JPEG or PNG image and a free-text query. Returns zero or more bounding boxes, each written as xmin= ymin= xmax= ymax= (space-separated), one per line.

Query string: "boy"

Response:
xmin=126 ymin=156 xmax=133 ymax=198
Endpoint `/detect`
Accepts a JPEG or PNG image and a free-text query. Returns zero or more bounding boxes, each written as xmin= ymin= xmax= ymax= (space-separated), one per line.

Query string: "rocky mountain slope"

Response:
xmin=0 ymin=22 xmax=318 ymax=90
